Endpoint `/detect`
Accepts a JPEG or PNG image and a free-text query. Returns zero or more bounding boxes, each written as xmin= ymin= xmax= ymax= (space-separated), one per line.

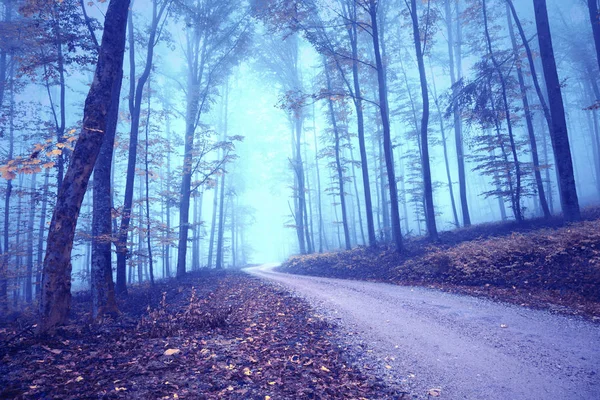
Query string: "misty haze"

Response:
xmin=1 ymin=0 xmax=599 ymax=399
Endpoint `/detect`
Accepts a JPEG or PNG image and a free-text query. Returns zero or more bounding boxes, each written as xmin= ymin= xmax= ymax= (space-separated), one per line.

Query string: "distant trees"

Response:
xmin=115 ymin=0 xmax=171 ymax=295
xmin=175 ymin=0 xmax=250 ymax=277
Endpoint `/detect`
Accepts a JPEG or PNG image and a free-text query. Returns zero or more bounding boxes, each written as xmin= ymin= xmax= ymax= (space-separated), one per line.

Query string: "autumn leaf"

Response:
xmin=46 ymin=149 xmax=62 ymax=157
xmin=163 ymin=348 xmax=180 ymax=356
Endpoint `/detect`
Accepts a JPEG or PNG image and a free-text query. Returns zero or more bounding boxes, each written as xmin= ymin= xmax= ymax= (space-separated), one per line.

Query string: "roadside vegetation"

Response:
xmin=281 ymin=209 xmax=600 ymax=320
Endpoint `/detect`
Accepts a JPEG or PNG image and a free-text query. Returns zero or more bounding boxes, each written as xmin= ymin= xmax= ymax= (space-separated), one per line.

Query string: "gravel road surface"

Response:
xmin=246 ymin=264 xmax=600 ymax=399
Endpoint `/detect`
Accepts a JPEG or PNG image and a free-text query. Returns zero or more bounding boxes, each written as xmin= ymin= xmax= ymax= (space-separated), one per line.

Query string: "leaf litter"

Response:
xmin=0 ymin=271 xmax=407 ymax=399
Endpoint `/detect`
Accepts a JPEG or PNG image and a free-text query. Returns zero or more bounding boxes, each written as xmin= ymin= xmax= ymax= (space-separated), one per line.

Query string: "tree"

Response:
xmin=588 ymin=0 xmax=600 ymax=75
xmin=444 ymin=0 xmax=471 ymax=227
xmin=175 ymin=0 xmax=250 ymax=278
xmin=532 ymin=0 xmax=580 ymax=221
xmin=364 ymin=0 xmax=403 ymax=251
xmin=116 ymin=0 xmax=171 ymax=295
xmin=407 ymin=0 xmax=438 ymax=240
xmin=506 ymin=2 xmax=551 ymax=218
xmin=38 ymin=0 xmax=131 ymax=334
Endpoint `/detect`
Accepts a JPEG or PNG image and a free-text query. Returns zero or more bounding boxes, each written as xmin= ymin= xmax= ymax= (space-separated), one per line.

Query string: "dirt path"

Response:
xmin=246 ymin=264 xmax=600 ymax=400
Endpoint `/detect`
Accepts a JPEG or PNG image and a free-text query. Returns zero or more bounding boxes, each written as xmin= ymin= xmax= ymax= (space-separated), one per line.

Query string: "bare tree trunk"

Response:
xmin=144 ymin=84 xmax=154 ymax=285
xmin=507 ymin=4 xmax=550 ymax=218
xmin=588 ymin=0 xmax=600 ymax=75
xmin=312 ymin=105 xmax=324 ymax=253
xmin=1 ymin=60 xmax=15 ymax=312
xmin=483 ymin=0 xmax=523 ymax=222
xmin=192 ymin=191 xmax=203 ymax=270
xmin=207 ymin=182 xmax=218 ymax=268
xmin=410 ymin=0 xmax=438 ymax=240
xmin=325 ymin=63 xmax=351 ymax=250
xmin=347 ymin=138 xmax=366 ymax=245
xmin=25 ymin=174 xmax=37 ymax=303
xmin=117 ymin=0 xmax=167 ymax=291
xmin=369 ymin=2 xmax=402 ymax=250
xmin=38 ymin=0 xmax=130 ymax=334
xmin=35 ymin=170 xmax=50 ymax=299
xmin=345 ymin=0 xmax=376 ymax=246
xmin=429 ymin=61 xmax=459 ymax=227
xmin=445 ymin=0 xmax=471 ymax=227
xmin=532 ymin=0 xmax=580 ymax=221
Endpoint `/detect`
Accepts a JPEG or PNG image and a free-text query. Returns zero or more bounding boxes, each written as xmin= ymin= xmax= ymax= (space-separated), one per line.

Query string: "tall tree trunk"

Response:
xmin=429 ymin=61 xmax=459 ymax=227
xmin=116 ymin=0 xmax=166 ymax=291
xmin=507 ymin=4 xmax=551 ymax=218
xmin=532 ymin=0 xmax=581 ymax=221
xmin=294 ymin=114 xmax=307 ymax=255
xmin=25 ymin=174 xmax=36 ymax=303
xmin=346 ymin=0 xmax=376 ymax=246
xmin=446 ymin=0 xmax=471 ymax=226
xmin=588 ymin=0 xmax=600 ymax=75
xmin=231 ymin=196 xmax=236 ymax=268
xmin=192 ymin=191 xmax=203 ymax=270
xmin=1 ymin=61 xmax=15 ymax=313
xmin=313 ymin=105 xmax=324 ymax=253
xmin=303 ymin=131 xmax=316 ymax=253
xmin=325 ymin=63 xmax=351 ymax=250
xmin=144 ymin=83 xmax=154 ymax=285
xmin=91 ymin=60 xmax=122 ymax=320
xmin=214 ymin=165 xmax=227 ymax=270
xmin=38 ymin=0 xmax=130 ymax=334
xmin=410 ymin=0 xmax=438 ymax=240
xmin=483 ymin=0 xmax=523 ymax=222
xmin=207 ymin=182 xmax=218 ymax=268
xmin=369 ymin=2 xmax=402 ymax=251
xmin=165 ymin=107 xmax=172 ymax=277
xmin=215 ymin=82 xmax=229 ymax=270
xmin=347 ymin=138 xmax=366 ymax=245
xmin=35 ymin=170 xmax=50 ymax=299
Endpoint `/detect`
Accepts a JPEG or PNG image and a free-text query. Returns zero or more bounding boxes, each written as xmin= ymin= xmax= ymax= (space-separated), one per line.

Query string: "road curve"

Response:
xmin=245 ymin=264 xmax=600 ymax=400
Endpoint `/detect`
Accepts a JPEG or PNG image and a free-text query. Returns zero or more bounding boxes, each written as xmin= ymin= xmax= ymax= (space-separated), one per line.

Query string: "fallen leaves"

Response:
xmin=163 ymin=348 xmax=181 ymax=356
xmin=0 ymin=272 xmax=407 ymax=399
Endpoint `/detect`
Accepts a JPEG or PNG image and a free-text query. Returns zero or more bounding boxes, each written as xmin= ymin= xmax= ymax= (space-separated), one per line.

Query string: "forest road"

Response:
xmin=245 ymin=264 xmax=600 ymax=400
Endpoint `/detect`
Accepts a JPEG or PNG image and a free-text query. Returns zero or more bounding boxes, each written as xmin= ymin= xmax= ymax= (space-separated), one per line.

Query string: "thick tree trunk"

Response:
xmin=91 ymin=64 xmax=122 ymax=320
xmin=532 ymin=0 xmax=581 ymax=221
xmin=588 ymin=0 xmax=600 ymax=74
xmin=369 ymin=3 xmax=402 ymax=251
xmin=38 ymin=0 xmax=130 ymax=334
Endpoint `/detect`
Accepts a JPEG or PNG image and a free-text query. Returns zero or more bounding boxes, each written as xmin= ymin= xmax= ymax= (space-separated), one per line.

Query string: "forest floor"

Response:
xmin=281 ymin=209 xmax=600 ymax=320
xmin=0 ymin=271 xmax=407 ymax=399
